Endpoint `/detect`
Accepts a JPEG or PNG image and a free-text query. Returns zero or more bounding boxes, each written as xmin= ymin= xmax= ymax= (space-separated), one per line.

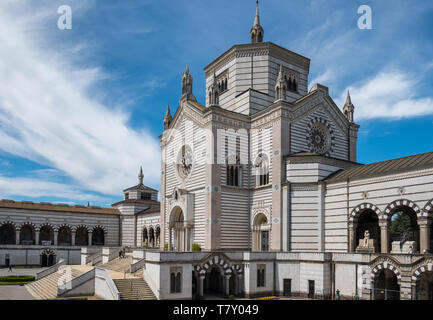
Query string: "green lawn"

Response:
xmin=0 ymin=275 xmax=35 ymax=285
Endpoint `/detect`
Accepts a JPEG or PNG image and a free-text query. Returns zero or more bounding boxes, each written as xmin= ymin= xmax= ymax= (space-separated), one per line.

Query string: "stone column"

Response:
xmin=54 ymin=231 xmax=59 ymax=246
xmin=199 ymin=275 xmax=205 ymax=298
xmin=379 ymin=220 xmax=389 ymax=254
xmin=225 ymin=274 xmax=231 ymax=297
xmin=348 ymin=223 xmax=357 ymax=253
xmin=15 ymin=230 xmax=20 ymax=245
xmin=418 ymin=218 xmax=431 ymax=254
xmin=35 ymin=230 xmax=40 ymax=245
xmin=88 ymin=231 xmax=93 ymax=246
xmin=71 ymin=231 xmax=76 ymax=246
xmin=168 ymin=227 xmax=172 ymax=251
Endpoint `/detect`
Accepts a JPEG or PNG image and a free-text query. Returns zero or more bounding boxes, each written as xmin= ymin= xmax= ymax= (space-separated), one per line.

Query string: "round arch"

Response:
xmin=252 ymin=212 xmax=270 ymax=252
xmin=39 ymin=224 xmax=54 ymax=245
xmin=91 ymin=226 xmax=106 ymax=246
xmin=142 ymin=227 xmax=148 ymax=247
xmin=168 ymin=206 xmax=186 ymax=252
xmin=0 ymin=221 xmax=16 ymax=244
xmin=349 ymin=203 xmax=382 ymax=223
xmin=19 ymin=223 xmax=36 ymax=245
xmin=412 ymin=261 xmax=433 ymax=300
xmin=75 ymin=225 xmax=89 ymax=246
xmin=57 ymin=224 xmax=72 ymax=246
xmin=384 ymin=199 xmax=422 ymax=220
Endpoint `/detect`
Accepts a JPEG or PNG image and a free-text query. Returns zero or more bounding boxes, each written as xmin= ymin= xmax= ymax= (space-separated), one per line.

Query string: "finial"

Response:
xmin=185 ymin=65 xmax=189 ymax=74
xmin=250 ymin=0 xmax=264 ymax=43
xmin=165 ymin=104 xmax=171 ymax=117
xmin=138 ymin=166 xmax=144 ymax=184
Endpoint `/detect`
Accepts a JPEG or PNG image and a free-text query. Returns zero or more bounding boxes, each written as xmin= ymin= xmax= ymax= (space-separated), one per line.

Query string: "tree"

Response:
xmin=390 ymin=211 xmax=413 ymax=240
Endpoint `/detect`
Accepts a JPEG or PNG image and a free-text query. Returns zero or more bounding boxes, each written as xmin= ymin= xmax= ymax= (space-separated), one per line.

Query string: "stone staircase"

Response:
xmin=97 ymin=254 xmax=133 ymax=273
xmin=113 ymin=278 xmax=156 ymax=300
xmin=25 ymin=267 xmax=89 ymax=300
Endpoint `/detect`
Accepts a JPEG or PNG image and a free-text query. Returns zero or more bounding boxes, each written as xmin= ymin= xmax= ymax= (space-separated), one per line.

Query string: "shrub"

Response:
xmin=191 ymin=243 xmax=201 ymax=252
xmin=0 ymin=275 xmax=35 ymax=283
xmin=164 ymin=243 xmax=168 ymax=251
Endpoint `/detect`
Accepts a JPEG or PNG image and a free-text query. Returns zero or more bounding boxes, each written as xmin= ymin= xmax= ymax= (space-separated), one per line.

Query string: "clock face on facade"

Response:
xmin=177 ymin=145 xmax=193 ymax=179
xmin=308 ymin=122 xmax=331 ymax=155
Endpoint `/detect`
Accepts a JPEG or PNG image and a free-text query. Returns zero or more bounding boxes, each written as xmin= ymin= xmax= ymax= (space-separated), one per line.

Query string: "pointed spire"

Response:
xmin=254 ymin=0 xmax=260 ymax=26
xmin=165 ymin=104 xmax=171 ymax=118
xmin=277 ymin=65 xmax=284 ymax=80
xmin=138 ymin=166 xmax=144 ymax=185
xmin=185 ymin=64 xmax=189 ymax=74
xmin=346 ymin=90 xmax=352 ymax=105
xmin=250 ymin=0 xmax=264 ymax=43
xmin=343 ymin=90 xmax=355 ymax=123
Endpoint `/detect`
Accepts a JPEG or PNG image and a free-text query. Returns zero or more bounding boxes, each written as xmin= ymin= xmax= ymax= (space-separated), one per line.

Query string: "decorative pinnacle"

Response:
xmin=346 ymin=90 xmax=352 ymax=105
xmin=138 ymin=166 xmax=144 ymax=184
xmin=254 ymin=0 xmax=261 ymax=27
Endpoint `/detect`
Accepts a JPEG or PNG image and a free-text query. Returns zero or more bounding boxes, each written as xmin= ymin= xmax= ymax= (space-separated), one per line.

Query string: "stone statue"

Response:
xmin=363 ymin=230 xmax=370 ymax=247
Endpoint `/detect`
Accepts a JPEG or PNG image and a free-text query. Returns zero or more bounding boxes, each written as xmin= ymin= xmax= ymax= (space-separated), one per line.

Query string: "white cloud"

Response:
xmin=0 ymin=175 xmax=105 ymax=202
xmin=336 ymin=69 xmax=433 ymax=121
xmin=309 ymin=69 xmax=336 ymax=90
xmin=0 ymin=2 xmax=161 ymax=197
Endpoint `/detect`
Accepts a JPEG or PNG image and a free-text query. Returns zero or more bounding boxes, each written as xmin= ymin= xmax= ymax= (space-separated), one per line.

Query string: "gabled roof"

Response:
xmin=123 ymin=183 xmax=158 ymax=193
xmin=325 ymin=151 xmax=433 ymax=183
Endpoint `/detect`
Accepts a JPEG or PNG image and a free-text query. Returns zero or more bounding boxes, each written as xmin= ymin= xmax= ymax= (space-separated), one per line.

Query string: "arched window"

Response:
xmin=39 ymin=225 xmax=54 ymax=245
xmin=293 ymin=79 xmax=297 ymax=91
xmin=255 ymin=153 xmax=269 ymax=186
xmin=226 ymin=155 xmax=241 ymax=187
xmin=155 ymin=226 xmax=161 ymax=247
xmin=92 ymin=227 xmax=105 ymax=246
xmin=287 ymin=78 xmax=293 ymax=91
xmin=20 ymin=224 xmax=35 ymax=245
xmin=170 ymin=272 xmax=176 ymax=293
xmin=0 ymin=223 xmax=15 ymax=244
xmin=75 ymin=226 xmax=88 ymax=246
xmin=175 ymin=272 xmax=182 ymax=293
xmin=58 ymin=226 xmax=72 ymax=246
xmin=149 ymin=227 xmax=155 ymax=247
xmin=143 ymin=228 xmax=148 ymax=247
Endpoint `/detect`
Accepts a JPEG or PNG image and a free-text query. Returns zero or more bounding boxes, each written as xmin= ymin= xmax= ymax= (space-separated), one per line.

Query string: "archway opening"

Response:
xmin=204 ymin=266 xmax=223 ymax=296
xmin=58 ymin=226 xmax=72 ymax=246
xmin=0 ymin=223 xmax=15 ymax=244
xmin=155 ymin=226 xmax=160 ymax=247
xmin=39 ymin=225 xmax=54 ymax=245
xmin=355 ymin=210 xmax=380 ymax=252
xmin=389 ymin=207 xmax=419 ymax=253
xmin=229 ymin=273 xmax=237 ymax=295
xmin=169 ymin=207 xmax=186 ymax=251
xmin=20 ymin=225 xmax=35 ymax=245
xmin=416 ymin=271 xmax=433 ymax=300
xmin=253 ymin=213 xmax=269 ymax=252
xmin=92 ymin=227 xmax=105 ymax=246
xmin=142 ymin=228 xmax=148 ymax=247
xmin=40 ymin=249 xmax=56 ymax=267
xmin=75 ymin=227 xmax=88 ymax=246
xmin=149 ymin=227 xmax=155 ymax=247
xmin=373 ymin=269 xmax=400 ymax=300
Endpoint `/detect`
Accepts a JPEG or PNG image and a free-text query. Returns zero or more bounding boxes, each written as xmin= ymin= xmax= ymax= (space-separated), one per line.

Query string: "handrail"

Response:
xmin=130 ymin=258 xmax=145 ymax=273
xmin=57 ymin=268 xmax=96 ymax=297
xmin=86 ymin=252 xmax=103 ymax=265
xmin=36 ymin=259 xmax=65 ymax=280
xmin=95 ymin=267 xmax=120 ymax=300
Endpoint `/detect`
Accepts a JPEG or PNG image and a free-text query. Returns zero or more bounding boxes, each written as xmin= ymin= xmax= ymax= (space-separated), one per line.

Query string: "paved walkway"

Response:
xmin=0 ymin=267 xmax=47 ymax=276
xmin=0 ymin=285 xmax=35 ymax=300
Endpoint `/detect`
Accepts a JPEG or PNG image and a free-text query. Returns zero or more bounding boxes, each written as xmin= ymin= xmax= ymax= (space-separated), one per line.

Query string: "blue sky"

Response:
xmin=0 ymin=0 xmax=432 ymax=207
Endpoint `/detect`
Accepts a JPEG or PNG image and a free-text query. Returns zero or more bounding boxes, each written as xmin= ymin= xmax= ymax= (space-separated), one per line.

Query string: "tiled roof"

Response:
xmin=111 ymin=199 xmax=160 ymax=207
xmin=325 ymin=151 xmax=433 ymax=182
xmin=136 ymin=206 xmax=161 ymax=215
xmin=0 ymin=200 xmax=120 ymax=215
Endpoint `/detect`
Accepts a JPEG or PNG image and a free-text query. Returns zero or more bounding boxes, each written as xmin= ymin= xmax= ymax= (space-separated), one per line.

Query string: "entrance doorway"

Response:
xmin=373 ymin=269 xmax=400 ymax=300
xmin=308 ymin=280 xmax=315 ymax=298
xmin=40 ymin=249 xmax=56 ymax=267
xmin=204 ymin=266 xmax=223 ymax=297
xmin=283 ymin=279 xmax=292 ymax=297
xmin=416 ymin=271 xmax=433 ymax=300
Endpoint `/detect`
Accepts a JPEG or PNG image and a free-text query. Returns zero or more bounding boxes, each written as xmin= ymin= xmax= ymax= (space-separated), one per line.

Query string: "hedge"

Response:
xmin=0 ymin=275 xmax=35 ymax=283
